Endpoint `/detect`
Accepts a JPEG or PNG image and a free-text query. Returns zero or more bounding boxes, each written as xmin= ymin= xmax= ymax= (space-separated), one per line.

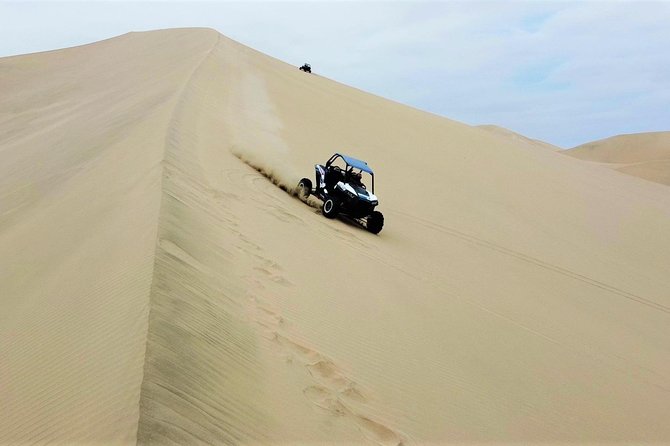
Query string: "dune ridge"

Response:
xmin=2 ymin=28 xmax=670 ymax=444
xmin=136 ymin=31 xmax=272 ymax=444
xmin=0 ymin=28 xmax=223 ymax=443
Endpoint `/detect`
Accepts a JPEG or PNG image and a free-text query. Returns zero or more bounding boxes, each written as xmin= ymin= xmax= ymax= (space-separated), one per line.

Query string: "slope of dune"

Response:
xmin=0 ymin=29 xmax=220 ymax=443
xmin=2 ymin=28 xmax=670 ymax=445
xmin=477 ymin=124 xmax=559 ymax=151
xmin=566 ymin=131 xmax=670 ymax=185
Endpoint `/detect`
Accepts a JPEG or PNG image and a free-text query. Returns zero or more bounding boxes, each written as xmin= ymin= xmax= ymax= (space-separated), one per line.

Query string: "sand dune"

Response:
xmin=2 ymin=28 xmax=670 ymax=444
xmin=477 ymin=125 xmax=559 ymax=151
xmin=566 ymin=131 xmax=670 ymax=186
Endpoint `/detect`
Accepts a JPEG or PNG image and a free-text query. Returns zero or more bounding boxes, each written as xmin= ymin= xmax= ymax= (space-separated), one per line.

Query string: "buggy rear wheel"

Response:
xmin=366 ymin=211 xmax=384 ymax=234
xmin=322 ymin=198 xmax=339 ymax=219
xmin=296 ymin=178 xmax=312 ymax=200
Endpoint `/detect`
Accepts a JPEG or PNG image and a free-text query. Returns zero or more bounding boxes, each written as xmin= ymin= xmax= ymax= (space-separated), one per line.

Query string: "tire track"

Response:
xmin=391 ymin=209 xmax=670 ymax=314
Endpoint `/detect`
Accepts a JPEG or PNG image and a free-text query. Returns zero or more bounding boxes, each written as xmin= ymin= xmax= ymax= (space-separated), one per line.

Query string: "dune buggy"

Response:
xmin=296 ymin=153 xmax=384 ymax=234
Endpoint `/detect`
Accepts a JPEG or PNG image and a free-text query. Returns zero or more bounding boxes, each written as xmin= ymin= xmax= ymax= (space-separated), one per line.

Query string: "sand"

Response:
xmin=2 ymin=28 xmax=670 ymax=445
xmin=477 ymin=125 xmax=559 ymax=152
xmin=566 ymin=131 xmax=670 ymax=186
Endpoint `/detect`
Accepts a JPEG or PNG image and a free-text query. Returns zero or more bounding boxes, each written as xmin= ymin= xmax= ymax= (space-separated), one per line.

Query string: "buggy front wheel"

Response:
xmin=366 ymin=211 xmax=384 ymax=234
xmin=322 ymin=198 xmax=339 ymax=219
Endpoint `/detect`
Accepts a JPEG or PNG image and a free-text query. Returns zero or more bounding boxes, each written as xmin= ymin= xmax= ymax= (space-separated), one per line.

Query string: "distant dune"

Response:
xmin=2 ymin=28 xmax=670 ymax=445
xmin=565 ymin=131 xmax=670 ymax=186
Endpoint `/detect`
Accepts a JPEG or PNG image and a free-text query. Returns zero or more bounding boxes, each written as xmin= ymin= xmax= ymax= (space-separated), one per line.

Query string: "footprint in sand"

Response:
xmin=253 ymin=264 xmax=293 ymax=287
xmin=302 ymin=383 xmax=402 ymax=445
xmin=274 ymin=333 xmax=321 ymax=363
xmin=306 ymin=359 xmax=350 ymax=389
xmin=353 ymin=415 xmax=404 ymax=446
xmin=256 ymin=305 xmax=284 ymax=326
xmin=303 ymin=385 xmax=348 ymax=416
xmin=246 ymin=295 xmax=285 ymax=341
xmin=249 ymin=305 xmax=404 ymax=445
xmin=273 ymin=336 xmax=367 ymax=401
xmin=340 ymin=385 xmax=367 ymax=403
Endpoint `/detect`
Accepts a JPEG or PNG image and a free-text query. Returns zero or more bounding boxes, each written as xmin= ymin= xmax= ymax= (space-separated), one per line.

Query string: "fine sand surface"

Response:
xmin=477 ymin=125 xmax=559 ymax=152
xmin=2 ymin=28 xmax=670 ymax=445
xmin=566 ymin=131 xmax=670 ymax=186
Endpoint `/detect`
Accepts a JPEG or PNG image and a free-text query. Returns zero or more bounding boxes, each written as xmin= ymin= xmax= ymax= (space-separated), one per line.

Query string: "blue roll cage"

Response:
xmin=325 ymin=153 xmax=375 ymax=193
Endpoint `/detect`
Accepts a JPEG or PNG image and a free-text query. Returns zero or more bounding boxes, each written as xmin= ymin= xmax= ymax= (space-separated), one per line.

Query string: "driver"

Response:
xmin=348 ymin=171 xmax=364 ymax=187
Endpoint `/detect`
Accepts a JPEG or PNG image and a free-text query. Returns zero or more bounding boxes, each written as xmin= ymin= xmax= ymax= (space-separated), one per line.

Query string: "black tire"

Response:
xmin=366 ymin=211 xmax=384 ymax=234
xmin=322 ymin=198 xmax=339 ymax=219
xmin=297 ymin=178 xmax=312 ymax=200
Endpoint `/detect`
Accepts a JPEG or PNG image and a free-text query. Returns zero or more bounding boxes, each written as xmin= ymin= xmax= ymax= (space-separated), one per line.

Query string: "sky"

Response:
xmin=1 ymin=1 xmax=669 ymax=148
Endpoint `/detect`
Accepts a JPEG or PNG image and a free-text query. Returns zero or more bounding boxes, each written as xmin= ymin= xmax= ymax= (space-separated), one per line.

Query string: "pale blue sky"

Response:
xmin=1 ymin=1 xmax=669 ymax=148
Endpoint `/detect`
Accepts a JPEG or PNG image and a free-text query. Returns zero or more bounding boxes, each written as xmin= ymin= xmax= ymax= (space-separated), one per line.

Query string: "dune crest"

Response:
xmin=2 ymin=28 xmax=670 ymax=444
xmin=0 ymin=28 xmax=221 ymax=444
